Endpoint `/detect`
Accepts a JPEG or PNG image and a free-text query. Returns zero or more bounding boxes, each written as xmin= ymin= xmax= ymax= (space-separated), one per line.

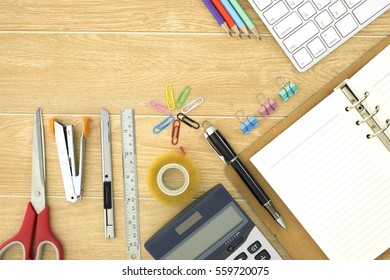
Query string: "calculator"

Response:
xmin=144 ymin=184 xmax=283 ymax=260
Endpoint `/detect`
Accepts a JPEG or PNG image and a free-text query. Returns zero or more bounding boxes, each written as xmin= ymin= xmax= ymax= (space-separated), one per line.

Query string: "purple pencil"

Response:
xmin=202 ymin=0 xmax=231 ymax=36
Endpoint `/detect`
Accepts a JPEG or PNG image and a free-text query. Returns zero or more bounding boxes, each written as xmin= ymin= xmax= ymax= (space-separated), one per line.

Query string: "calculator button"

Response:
xmin=234 ymin=252 xmax=248 ymax=260
xmin=247 ymin=241 xmax=262 ymax=254
xmin=255 ymin=250 xmax=271 ymax=260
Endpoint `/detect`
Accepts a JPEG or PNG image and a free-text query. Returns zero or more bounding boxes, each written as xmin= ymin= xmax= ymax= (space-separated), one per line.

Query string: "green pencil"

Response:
xmin=228 ymin=0 xmax=261 ymax=40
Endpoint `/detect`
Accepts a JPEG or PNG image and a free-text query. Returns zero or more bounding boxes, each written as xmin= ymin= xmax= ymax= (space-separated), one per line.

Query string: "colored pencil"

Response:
xmin=220 ymin=0 xmax=250 ymax=38
xmin=228 ymin=0 xmax=261 ymax=40
xmin=211 ymin=0 xmax=241 ymax=37
xmin=202 ymin=0 xmax=232 ymax=36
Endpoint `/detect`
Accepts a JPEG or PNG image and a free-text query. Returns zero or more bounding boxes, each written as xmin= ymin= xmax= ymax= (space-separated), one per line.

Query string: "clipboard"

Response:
xmin=224 ymin=35 xmax=390 ymax=260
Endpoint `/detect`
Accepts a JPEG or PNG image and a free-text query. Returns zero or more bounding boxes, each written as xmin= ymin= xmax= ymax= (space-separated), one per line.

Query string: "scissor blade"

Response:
xmin=31 ymin=108 xmax=46 ymax=213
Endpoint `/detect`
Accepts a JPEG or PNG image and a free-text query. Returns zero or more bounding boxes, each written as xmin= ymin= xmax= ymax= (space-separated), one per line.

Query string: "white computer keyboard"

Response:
xmin=248 ymin=0 xmax=390 ymax=72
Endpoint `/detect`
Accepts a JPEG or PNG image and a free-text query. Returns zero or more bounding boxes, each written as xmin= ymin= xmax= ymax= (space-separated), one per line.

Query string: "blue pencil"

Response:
xmin=220 ymin=0 xmax=250 ymax=38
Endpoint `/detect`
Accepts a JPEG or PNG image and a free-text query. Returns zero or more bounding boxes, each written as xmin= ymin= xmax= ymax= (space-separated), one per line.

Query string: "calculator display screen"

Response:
xmin=164 ymin=205 xmax=243 ymax=260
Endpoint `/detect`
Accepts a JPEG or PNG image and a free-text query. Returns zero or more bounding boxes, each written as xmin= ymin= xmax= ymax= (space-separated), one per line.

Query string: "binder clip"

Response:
xmin=49 ymin=117 xmax=90 ymax=203
xmin=256 ymin=93 xmax=278 ymax=118
xmin=274 ymin=76 xmax=298 ymax=101
xmin=235 ymin=110 xmax=259 ymax=135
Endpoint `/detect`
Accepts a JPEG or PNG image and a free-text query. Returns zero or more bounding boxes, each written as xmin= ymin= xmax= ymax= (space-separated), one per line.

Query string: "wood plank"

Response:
xmin=0 ymin=34 xmax=385 ymax=115
xmin=0 ymin=1 xmax=389 ymax=35
xmin=0 ymin=114 xmax=282 ymax=198
xmin=0 ymin=196 xmax=291 ymax=260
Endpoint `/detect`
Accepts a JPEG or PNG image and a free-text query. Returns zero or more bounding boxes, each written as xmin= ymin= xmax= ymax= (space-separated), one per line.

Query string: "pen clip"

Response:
xmin=203 ymin=132 xmax=228 ymax=164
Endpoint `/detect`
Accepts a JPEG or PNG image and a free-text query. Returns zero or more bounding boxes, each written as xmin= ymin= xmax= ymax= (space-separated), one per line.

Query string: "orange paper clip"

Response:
xmin=171 ymin=119 xmax=181 ymax=145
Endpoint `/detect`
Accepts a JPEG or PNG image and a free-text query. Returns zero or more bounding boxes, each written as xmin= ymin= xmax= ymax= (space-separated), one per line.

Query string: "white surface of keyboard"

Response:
xmin=248 ymin=0 xmax=390 ymax=72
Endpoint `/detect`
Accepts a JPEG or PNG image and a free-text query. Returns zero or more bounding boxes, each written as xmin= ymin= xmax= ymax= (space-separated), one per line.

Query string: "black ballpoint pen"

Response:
xmin=202 ymin=121 xmax=286 ymax=229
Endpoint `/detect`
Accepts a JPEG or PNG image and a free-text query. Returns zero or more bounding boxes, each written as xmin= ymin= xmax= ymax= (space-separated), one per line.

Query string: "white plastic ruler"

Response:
xmin=120 ymin=109 xmax=141 ymax=260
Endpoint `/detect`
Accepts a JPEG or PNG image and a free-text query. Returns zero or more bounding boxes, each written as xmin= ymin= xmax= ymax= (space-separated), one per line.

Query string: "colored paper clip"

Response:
xmin=256 ymin=93 xmax=278 ymax=118
xmin=177 ymin=113 xmax=200 ymax=129
xmin=236 ymin=110 xmax=258 ymax=135
xmin=153 ymin=115 xmax=175 ymax=134
xmin=176 ymin=85 xmax=191 ymax=109
xmin=274 ymin=76 xmax=299 ymax=101
xmin=165 ymin=84 xmax=175 ymax=110
xmin=181 ymin=97 xmax=204 ymax=114
xmin=149 ymin=100 xmax=172 ymax=116
xmin=171 ymin=119 xmax=181 ymax=145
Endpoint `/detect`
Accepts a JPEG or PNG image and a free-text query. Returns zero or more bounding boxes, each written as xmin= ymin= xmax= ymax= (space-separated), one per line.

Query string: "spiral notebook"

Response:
xmin=250 ymin=44 xmax=390 ymax=260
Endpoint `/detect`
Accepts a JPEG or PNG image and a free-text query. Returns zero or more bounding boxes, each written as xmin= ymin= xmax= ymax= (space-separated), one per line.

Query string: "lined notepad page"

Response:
xmin=346 ymin=45 xmax=390 ymax=138
xmin=250 ymin=89 xmax=390 ymax=260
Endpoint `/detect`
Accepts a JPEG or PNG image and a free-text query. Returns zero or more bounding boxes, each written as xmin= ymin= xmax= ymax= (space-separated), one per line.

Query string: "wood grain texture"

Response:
xmin=0 ymin=1 xmax=389 ymax=260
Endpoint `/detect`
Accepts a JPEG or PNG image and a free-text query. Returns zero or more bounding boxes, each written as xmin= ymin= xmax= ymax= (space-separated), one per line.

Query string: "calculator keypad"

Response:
xmin=226 ymin=227 xmax=282 ymax=260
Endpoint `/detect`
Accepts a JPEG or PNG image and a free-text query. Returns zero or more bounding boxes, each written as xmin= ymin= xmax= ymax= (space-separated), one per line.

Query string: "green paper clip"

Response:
xmin=176 ymin=85 xmax=191 ymax=109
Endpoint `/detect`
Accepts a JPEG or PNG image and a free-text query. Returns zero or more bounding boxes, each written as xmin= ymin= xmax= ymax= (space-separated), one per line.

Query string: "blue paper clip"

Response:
xmin=274 ymin=76 xmax=298 ymax=101
xmin=153 ymin=115 xmax=175 ymax=134
xmin=236 ymin=110 xmax=258 ymax=134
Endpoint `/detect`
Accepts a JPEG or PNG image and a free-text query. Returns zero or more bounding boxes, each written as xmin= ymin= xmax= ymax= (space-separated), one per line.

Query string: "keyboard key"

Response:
xmin=255 ymin=250 xmax=271 ymax=260
xmin=315 ymin=10 xmax=333 ymax=29
xmin=329 ymin=1 xmax=347 ymax=19
xmin=283 ymin=21 xmax=319 ymax=52
xmin=335 ymin=14 xmax=358 ymax=37
xmin=285 ymin=0 xmax=304 ymax=9
xmin=234 ymin=252 xmax=248 ymax=260
xmin=343 ymin=0 xmax=361 ymax=9
xmin=248 ymin=241 xmax=262 ymax=254
xmin=353 ymin=0 xmax=390 ymax=24
xmin=298 ymin=2 xmax=317 ymax=20
xmin=307 ymin=37 xmax=327 ymax=57
xmin=263 ymin=1 xmax=289 ymax=25
xmin=312 ymin=0 xmax=331 ymax=10
xmin=253 ymin=0 xmax=272 ymax=11
xmin=274 ymin=12 xmax=303 ymax=38
xmin=321 ymin=27 xmax=341 ymax=47
xmin=293 ymin=48 xmax=313 ymax=68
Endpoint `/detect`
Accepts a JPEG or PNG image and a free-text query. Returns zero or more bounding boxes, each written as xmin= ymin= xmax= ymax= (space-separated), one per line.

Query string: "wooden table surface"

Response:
xmin=0 ymin=1 xmax=389 ymax=260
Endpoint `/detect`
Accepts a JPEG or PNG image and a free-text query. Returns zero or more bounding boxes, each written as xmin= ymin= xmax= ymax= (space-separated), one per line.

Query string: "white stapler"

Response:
xmin=50 ymin=117 xmax=90 ymax=203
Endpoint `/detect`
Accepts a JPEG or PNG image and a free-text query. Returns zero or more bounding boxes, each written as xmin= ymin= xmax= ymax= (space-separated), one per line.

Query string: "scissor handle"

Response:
xmin=34 ymin=205 xmax=64 ymax=260
xmin=0 ymin=202 xmax=37 ymax=260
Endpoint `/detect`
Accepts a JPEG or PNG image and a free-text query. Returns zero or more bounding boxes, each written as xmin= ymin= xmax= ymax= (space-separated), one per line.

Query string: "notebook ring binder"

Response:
xmin=367 ymin=119 xmax=390 ymax=139
xmin=345 ymin=91 xmax=369 ymax=112
xmin=356 ymin=105 xmax=380 ymax=125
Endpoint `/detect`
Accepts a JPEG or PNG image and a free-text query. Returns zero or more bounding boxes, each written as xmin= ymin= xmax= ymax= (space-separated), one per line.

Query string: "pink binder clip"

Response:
xmin=256 ymin=93 xmax=278 ymax=118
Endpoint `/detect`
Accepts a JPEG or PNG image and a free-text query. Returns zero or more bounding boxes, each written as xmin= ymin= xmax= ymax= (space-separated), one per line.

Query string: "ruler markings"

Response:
xmin=120 ymin=109 xmax=141 ymax=260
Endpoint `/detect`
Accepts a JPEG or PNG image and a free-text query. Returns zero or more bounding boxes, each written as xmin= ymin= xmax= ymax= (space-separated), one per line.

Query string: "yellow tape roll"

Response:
xmin=147 ymin=152 xmax=200 ymax=205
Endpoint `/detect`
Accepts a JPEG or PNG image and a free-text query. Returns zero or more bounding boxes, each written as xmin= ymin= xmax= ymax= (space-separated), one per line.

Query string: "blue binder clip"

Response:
xmin=236 ymin=110 xmax=259 ymax=135
xmin=274 ymin=76 xmax=298 ymax=101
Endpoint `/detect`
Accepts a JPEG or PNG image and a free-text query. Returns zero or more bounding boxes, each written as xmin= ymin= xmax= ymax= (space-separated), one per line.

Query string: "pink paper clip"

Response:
xmin=149 ymin=100 xmax=172 ymax=116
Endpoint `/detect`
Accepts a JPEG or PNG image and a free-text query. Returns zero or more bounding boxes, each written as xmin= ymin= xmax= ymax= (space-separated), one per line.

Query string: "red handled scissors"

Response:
xmin=0 ymin=108 xmax=64 ymax=260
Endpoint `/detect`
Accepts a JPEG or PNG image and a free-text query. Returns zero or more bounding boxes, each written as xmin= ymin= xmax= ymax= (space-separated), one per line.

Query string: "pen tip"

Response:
xmin=277 ymin=217 xmax=287 ymax=229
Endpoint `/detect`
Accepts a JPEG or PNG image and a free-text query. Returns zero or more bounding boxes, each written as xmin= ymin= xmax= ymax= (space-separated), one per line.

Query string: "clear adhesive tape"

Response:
xmin=147 ymin=152 xmax=200 ymax=205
